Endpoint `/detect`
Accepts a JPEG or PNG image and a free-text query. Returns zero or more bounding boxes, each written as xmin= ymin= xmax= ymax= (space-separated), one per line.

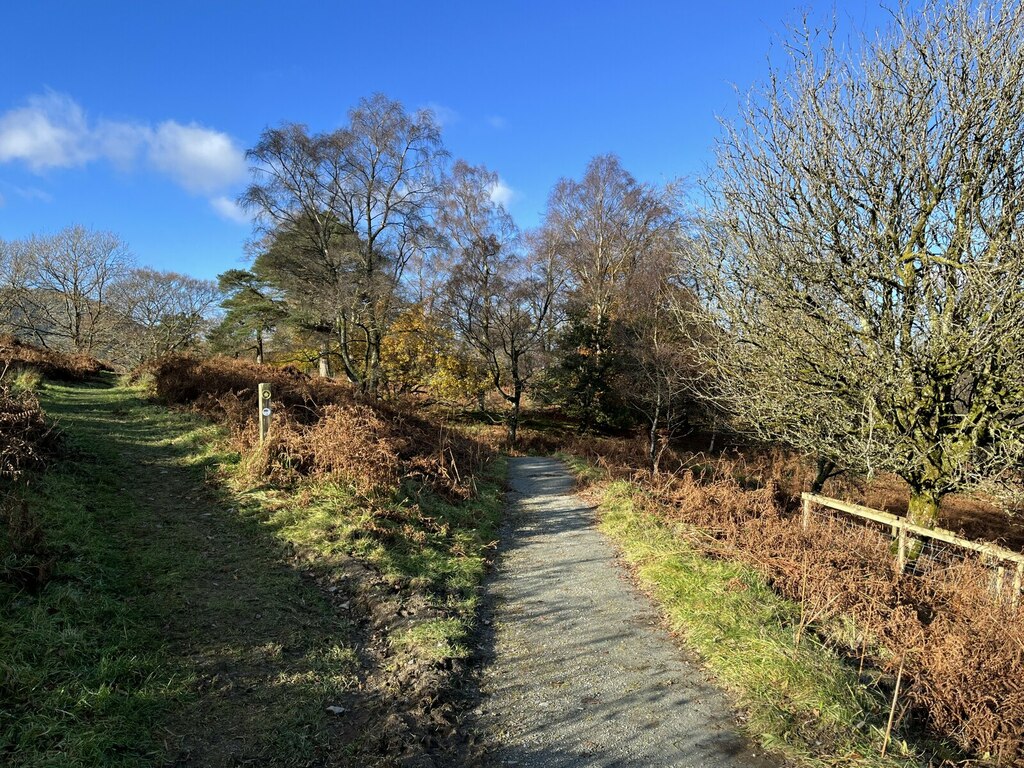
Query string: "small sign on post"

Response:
xmin=258 ymin=383 xmax=272 ymax=444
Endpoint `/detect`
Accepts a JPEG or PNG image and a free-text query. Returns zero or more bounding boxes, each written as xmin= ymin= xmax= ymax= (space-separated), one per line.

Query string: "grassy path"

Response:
xmin=1 ymin=378 xmax=359 ymax=766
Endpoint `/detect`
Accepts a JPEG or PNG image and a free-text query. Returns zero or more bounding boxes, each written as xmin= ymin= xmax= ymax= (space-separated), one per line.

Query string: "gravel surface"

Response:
xmin=477 ymin=456 xmax=782 ymax=768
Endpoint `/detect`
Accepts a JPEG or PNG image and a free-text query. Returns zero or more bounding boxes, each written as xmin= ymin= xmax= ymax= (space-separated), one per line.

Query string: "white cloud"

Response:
xmin=0 ymin=92 xmax=248 ymax=215
xmin=486 ymin=115 xmax=508 ymax=130
xmin=149 ymin=121 xmax=246 ymax=194
xmin=210 ymin=195 xmax=250 ymax=224
xmin=489 ymin=177 xmax=516 ymax=208
xmin=0 ymin=91 xmax=92 ymax=170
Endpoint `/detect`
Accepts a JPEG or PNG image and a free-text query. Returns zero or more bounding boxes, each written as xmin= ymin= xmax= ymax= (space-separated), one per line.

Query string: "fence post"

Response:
xmin=1013 ymin=563 xmax=1023 ymax=609
xmin=258 ymin=382 xmax=272 ymax=444
xmin=897 ymin=525 xmax=907 ymax=571
xmin=994 ymin=565 xmax=1006 ymax=601
xmin=801 ymin=495 xmax=811 ymax=531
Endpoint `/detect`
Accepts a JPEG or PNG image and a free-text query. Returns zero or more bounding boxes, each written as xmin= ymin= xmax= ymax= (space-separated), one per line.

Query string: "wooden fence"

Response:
xmin=801 ymin=492 xmax=1024 ymax=604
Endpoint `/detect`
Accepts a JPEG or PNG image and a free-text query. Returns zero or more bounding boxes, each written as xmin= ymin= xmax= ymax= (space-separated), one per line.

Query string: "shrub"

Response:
xmin=0 ymin=384 xmax=57 ymax=481
xmin=147 ymin=355 xmax=494 ymax=499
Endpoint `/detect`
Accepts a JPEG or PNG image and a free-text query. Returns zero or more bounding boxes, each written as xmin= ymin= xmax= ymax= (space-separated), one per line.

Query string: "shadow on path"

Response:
xmin=472 ymin=456 xmax=781 ymax=768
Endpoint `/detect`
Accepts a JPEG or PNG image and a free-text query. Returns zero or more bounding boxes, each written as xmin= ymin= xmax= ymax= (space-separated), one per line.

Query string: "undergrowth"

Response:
xmin=0 ymin=335 xmax=112 ymax=381
xmin=596 ymin=480 xmax=920 ymax=768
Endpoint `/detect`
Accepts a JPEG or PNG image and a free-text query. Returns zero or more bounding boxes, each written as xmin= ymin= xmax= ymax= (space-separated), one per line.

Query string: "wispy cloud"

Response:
xmin=0 ymin=91 xmax=248 ymax=215
xmin=486 ymin=115 xmax=508 ymax=130
xmin=0 ymin=181 xmax=53 ymax=203
xmin=210 ymin=195 xmax=250 ymax=224
xmin=422 ymin=101 xmax=459 ymax=128
xmin=489 ymin=177 xmax=516 ymax=208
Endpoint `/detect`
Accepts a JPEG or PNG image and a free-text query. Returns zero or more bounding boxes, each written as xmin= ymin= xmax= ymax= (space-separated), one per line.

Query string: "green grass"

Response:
xmin=231 ymin=455 xmax=507 ymax=664
xmin=1 ymin=378 xmax=358 ymax=766
xmin=554 ymin=451 xmax=606 ymax=486
xmin=391 ymin=618 xmax=471 ymax=661
xmin=2 ymin=375 xmax=507 ymax=766
xmin=596 ymin=480 xmax=920 ymax=768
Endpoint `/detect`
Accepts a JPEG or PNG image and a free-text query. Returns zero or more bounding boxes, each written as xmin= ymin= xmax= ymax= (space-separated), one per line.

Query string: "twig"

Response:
xmin=881 ymin=656 xmax=906 ymax=757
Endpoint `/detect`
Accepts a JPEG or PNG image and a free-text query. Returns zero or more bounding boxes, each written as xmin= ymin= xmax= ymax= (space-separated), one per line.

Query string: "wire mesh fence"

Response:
xmin=802 ymin=492 xmax=1024 ymax=608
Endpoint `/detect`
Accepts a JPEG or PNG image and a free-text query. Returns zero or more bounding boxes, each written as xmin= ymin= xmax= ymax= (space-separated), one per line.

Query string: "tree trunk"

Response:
xmin=648 ymin=409 xmax=663 ymax=474
xmin=366 ymin=332 xmax=381 ymax=398
xmin=507 ymin=383 xmax=522 ymax=448
xmin=255 ymin=330 xmax=264 ymax=365
xmin=810 ymin=456 xmax=838 ymax=494
xmin=907 ymin=486 xmax=941 ymax=528
xmin=318 ymin=343 xmax=331 ymax=378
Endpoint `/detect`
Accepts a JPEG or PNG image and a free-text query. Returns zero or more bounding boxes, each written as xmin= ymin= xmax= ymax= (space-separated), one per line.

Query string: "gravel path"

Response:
xmin=477 ymin=456 xmax=781 ymax=768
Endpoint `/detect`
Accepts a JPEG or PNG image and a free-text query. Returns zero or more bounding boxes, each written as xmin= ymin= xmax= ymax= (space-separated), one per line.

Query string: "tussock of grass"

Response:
xmin=392 ymin=618 xmax=470 ymax=661
xmin=9 ymin=368 xmax=42 ymax=394
xmin=597 ymin=480 xmax=918 ymax=768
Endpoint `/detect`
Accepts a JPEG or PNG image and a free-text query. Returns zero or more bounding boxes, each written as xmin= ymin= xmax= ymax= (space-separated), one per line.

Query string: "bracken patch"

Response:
xmin=0 ymin=335 xmax=111 ymax=381
xmin=147 ymin=354 xmax=495 ymax=501
xmin=631 ymin=468 xmax=1024 ymax=764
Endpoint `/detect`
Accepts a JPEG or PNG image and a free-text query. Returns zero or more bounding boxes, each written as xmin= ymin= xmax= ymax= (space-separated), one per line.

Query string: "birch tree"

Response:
xmin=541 ymin=155 xmax=679 ymax=430
xmin=439 ymin=162 xmax=560 ymax=445
xmin=241 ymin=94 xmax=446 ymax=394
xmin=110 ymin=269 xmax=220 ymax=364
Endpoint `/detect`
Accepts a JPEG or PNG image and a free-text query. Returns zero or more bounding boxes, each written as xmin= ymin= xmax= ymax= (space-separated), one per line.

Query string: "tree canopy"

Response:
xmin=688 ymin=0 xmax=1024 ymax=523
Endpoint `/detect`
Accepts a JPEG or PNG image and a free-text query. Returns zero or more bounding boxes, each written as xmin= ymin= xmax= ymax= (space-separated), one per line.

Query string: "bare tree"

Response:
xmin=2 ymin=226 xmax=133 ymax=353
xmin=439 ymin=162 xmax=560 ymax=445
xmin=544 ymin=154 xmax=678 ymax=326
xmin=110 ymin=268 xmax=220 ymax=364
xmin=241 ymin=95 xmax=446 ymax=394
xmin=613 ymin=245 xmax=700 ymax=473
xmin=540 ymin=155 xmax=680 ymax=430
xmin=689 ymin=0 xmax=1024 ymax=524
xmin=0 ymin=239 xmax=16 ymax=333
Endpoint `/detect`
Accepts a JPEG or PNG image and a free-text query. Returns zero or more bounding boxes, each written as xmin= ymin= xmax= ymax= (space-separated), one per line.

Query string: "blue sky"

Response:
xmin=1 ymin=1 xmax=896 ymax=281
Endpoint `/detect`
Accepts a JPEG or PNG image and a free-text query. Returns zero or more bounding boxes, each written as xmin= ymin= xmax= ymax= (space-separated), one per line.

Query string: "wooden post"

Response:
xmin=1012 ymin=562 xmax=1023 ymax=609
xmin=880 ymin=657 xmax=906 ymax=757
xmin=258 ymin=382 xmax=272 ymax=444
xmin=897 ymin=526 xmax=907 ymax=571
xmin=994 ymin=565 xmax=1006 ymax=600
xmin=801 ymin=496 xmax=812 ymax=531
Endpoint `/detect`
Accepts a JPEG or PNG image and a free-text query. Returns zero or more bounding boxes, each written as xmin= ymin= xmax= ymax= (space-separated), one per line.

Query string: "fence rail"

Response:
xmin=800 ymin=492 xmax=1024 ymax=603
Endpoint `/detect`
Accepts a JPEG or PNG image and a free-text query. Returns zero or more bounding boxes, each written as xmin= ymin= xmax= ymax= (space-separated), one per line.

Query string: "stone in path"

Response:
xmin=477 ymin=456 xmax=782 ymax=768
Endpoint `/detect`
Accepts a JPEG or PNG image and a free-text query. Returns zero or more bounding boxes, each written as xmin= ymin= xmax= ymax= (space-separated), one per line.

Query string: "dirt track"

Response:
xmin=476 ymin=456 xmax=781 ymax=768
